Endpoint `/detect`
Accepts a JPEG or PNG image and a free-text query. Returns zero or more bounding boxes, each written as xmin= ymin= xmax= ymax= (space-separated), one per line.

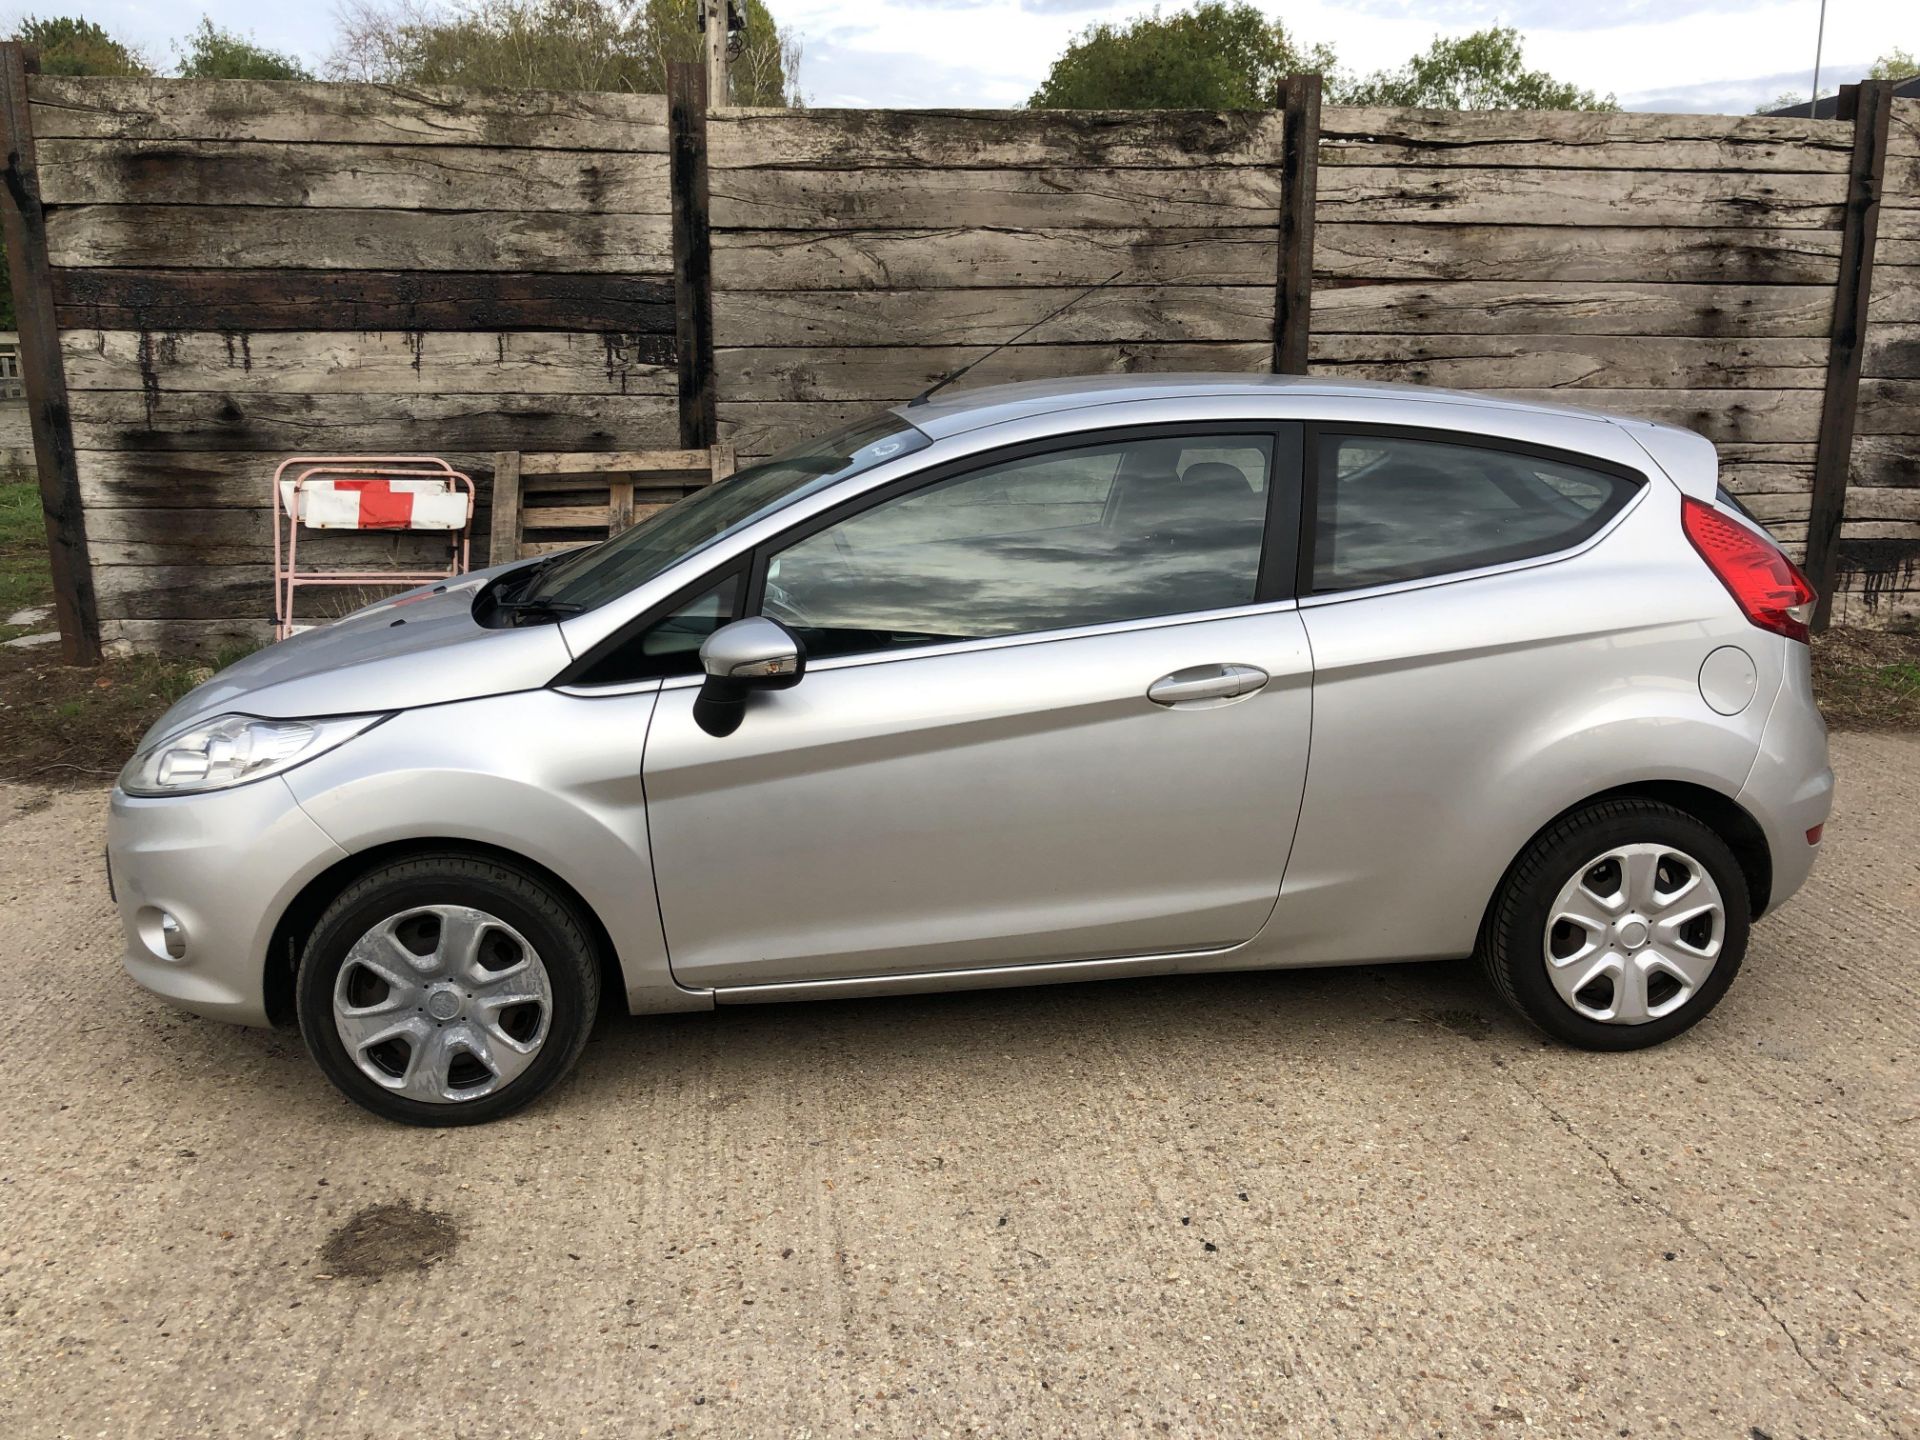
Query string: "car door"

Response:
xmin=639 ymin=423 xmax=1315 ymax=991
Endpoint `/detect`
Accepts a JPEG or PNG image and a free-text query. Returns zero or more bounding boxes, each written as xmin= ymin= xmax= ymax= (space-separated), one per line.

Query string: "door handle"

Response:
xmin=1147 ymin=664 xmax=1270 ymax=707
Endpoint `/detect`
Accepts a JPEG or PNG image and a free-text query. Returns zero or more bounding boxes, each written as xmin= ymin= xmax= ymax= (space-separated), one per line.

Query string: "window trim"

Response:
xmin=553 ymin=559 xmax=749 ymax=690
xmin=1299 ymin=421 xmax=1649 ymax=601
xmin=741 ymin=420 xmax=1303 ymax=653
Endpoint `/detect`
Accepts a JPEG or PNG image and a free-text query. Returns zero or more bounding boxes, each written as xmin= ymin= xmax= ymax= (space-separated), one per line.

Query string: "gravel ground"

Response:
xmin=1 ymin=732 xmax=1915 ymax=1439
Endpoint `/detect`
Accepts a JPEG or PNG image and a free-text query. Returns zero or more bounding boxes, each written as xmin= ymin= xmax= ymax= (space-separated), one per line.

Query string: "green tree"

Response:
xmin=1868 ymin=47 xmax=1916 ymax=81
xmin=330 ymin=0 xmax=801 ymax=104
xmin=10 ymin=14 xmax=152 ymax=76
xmin=1346 ymin=26 xmax=1614 ymax=110
xmin=1029 ymin=1 xmax=1336 ymax=110
xmin=175 ymin=18 xmax=314 ymax=80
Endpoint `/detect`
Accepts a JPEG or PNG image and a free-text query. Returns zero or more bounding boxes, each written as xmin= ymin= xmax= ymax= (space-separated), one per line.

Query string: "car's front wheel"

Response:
xmin=1482 ymin=799 xmax=1751 ymax=1050
xmin=295 ymin=854 xmax=600 ymax=1125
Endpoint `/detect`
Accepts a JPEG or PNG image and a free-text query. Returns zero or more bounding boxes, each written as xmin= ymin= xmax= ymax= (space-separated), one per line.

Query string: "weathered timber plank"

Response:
xmin=53 ymin=268 xmax=676 ymax=333
xmin=520 ymin=449 xmax=715 ymax=473
xmin=87 ymin=507 xmax=463 ymax=565
xmin=37 ymin=140 xmax=669 ymax=214
xmin=1880 ymin=238 xmax=1920 ymax=266
xmin=1481 ymin=388 xmax=1823 ymax=444
xmin=69 ymin=391 xmax=678 ymax=453
xmin=1307 ymin=334 xmax=1828 ymax=389
xmin=27 ymin=75 xmax=668 ymax=150
xmin=1850 ymin=435 xmax=1920 ymax=488
xmin=717 ymin=400 xmax=890 ymax=458
xmin=1835 ymin=520 xmax=1920 ymax=540
xmin=1878 ymin=209 xmax=1920 ymax=240
xmin=717 ymin=341 xmax=1268 ymax=402
xmin=1856 ymin=377 xmax=1920 ymax=434
xmin=1885 ymin=150 xmax=1920 ymax=202
xmin=1889 ymin=100 xmax=1920 ymax=156
xmin=712 ymin=227 xmax=1277 ymax=290
xmin=63 ymin=330 xmax=675 ymax=396
xmin=46 ymin=205 xmax=672 ymax=272
xmin=1716 ymin=442 xmax=1818 ymax=465
xmin=94 ymin=563 xmax=274 ymax=620
xmin=709 ymin=166 xmax=1284 ymax=230
xmin=1735 ymin=493 xmax=1813 ymax=524
xmin=1315 ymin=223 xmax=1842 ymax=284
xmin=1839 ymin=487 xmax=1920 ymax=519
xmin=1311 ymin=282 xmax=1837 ymax=337
xmin=1317 ymin=107 xmax=1853 ymax=171
xmin=101 ymin=617 xmax=272 ymax=657
xmin=712 ymin=286 xmax=1274 ymax=346
xmin=75 ymin=449 xmax=497 ymax=508
xmin=1864 ymin=264 xmax=1920 ymax=321
xmin=94 ymin=563 xmax=460 ymax=622
xmin=1865 ymin=323 xmax=1920 ymax=378
xmin=708 ymin=107 xmax=1288 ymax=170
xmin=1316 ymin=166 xmax=1845 ymax=229
xmin=1716 ymin=462 xmax=1815 ymax=495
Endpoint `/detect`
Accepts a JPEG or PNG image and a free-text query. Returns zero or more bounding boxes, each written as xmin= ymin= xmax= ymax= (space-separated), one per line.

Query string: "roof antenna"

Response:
xmin=908 ymin=270 xmax=1125 ymax=407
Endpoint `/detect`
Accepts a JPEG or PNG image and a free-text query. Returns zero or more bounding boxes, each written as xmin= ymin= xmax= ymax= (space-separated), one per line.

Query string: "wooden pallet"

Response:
xmin=489 ymin=445 xmax=736 ymax=562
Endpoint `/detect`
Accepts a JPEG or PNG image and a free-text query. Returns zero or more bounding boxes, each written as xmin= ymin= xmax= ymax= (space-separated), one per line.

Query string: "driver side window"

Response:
xmin=762 ymin=433 xmax=1274 ymax=661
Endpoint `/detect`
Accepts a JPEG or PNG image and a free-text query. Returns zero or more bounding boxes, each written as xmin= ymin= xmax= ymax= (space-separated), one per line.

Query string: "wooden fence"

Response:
xmin=1 ymin=49 xmax=1914 ymax=658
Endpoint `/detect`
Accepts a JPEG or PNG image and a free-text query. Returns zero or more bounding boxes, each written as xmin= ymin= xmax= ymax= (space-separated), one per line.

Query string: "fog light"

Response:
xmin=159 ymin=912 xmax=187 ymax=959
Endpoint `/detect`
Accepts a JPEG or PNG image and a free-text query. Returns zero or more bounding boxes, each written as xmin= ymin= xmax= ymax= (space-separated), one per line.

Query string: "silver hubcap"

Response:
xmin=1543 ymin=843 xmax=1725 ymax=1025
xmin=332 ymin=905 xmax=554 ymax=1103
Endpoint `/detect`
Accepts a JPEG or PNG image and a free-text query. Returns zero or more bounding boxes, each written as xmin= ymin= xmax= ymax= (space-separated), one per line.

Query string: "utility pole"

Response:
xmin=1811 ymin=0 xmax=1827 ymax=113
xmin=702 ymin=0 xmax=730 ymax=107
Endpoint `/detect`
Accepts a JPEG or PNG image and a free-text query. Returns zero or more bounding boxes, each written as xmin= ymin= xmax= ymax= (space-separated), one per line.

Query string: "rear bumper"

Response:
xmin=1736 ymin=641 xmax=1832 ymax=916
xmin=106 ymin=778 xmax=348 ymax=1026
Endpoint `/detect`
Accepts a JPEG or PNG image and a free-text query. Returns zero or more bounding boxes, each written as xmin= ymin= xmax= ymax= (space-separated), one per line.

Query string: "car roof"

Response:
xmin=888 ymin=372 xmax=1687 ymax=443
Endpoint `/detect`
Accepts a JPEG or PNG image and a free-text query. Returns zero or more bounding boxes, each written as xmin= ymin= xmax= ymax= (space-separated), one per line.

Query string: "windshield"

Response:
xmin=516 ymin=411 xmax=930 ymax=612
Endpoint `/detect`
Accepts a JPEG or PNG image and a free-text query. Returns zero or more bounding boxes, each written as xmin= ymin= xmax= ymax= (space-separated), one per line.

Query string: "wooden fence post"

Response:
xmin=1805 ymin=79 xmax=1894 ymax=631
xmin=0 ymin=43 xmax=99 ymax=663
xmin=1273 ymin=73 xmax=1322 ymax=376
xmin=668 ymin=61 xmax=716 ymax=451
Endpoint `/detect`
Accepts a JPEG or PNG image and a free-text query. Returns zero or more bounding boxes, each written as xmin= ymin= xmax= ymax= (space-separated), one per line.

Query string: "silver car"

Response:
xmin=107 ymin=377 xmax=1833 ymax=1125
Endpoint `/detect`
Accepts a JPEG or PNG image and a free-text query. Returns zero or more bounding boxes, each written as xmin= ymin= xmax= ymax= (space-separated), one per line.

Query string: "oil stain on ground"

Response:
xmin=320 ymin=1202 xmax=459 ymax=1280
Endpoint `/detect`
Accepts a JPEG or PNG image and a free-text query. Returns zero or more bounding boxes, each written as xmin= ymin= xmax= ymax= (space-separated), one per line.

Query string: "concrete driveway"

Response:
xmin=2 ymin=732 xmax=1915 ymax=1438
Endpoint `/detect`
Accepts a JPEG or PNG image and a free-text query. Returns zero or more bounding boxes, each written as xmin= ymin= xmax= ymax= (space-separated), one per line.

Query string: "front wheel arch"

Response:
xmin=263 ymin=839 xmax=623 ymax=1028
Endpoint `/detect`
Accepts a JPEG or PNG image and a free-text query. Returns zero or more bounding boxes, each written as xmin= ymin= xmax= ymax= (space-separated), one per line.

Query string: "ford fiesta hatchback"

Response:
xmin=107 ymin=376 xmax=1833 ymax=1124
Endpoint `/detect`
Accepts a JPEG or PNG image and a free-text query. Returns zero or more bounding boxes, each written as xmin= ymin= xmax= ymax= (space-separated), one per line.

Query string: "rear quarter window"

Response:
xmin=1312 ymin=432 xmax=1640 ymax=592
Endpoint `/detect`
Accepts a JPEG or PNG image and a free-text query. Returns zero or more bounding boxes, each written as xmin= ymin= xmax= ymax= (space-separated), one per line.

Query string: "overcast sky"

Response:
xmin=41 ymin=0 xmax=1920 ymax=114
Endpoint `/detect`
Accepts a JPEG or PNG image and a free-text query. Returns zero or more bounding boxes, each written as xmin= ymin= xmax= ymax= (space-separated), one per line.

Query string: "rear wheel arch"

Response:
xmin=263 ymin=839 xmax=623 ymax=1027
xmin=1479 ymin=780 xmax=1773 ymax=953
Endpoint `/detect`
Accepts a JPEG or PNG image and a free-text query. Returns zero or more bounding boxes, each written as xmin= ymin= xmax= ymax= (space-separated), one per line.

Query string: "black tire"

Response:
xmin=296 ymin=853 xmax=601 ymax=1125
xmin=1481 ymin=800 xmax=1751 ymax=1051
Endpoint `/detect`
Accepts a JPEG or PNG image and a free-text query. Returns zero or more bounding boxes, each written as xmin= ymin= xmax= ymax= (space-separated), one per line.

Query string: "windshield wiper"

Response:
xmin=492 ymin=595 xmax=584 ymax=623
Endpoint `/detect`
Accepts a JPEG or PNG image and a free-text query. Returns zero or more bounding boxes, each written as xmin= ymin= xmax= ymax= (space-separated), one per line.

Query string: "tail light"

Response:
xmin=1680 ymin=496 xmax=1817 ymax=643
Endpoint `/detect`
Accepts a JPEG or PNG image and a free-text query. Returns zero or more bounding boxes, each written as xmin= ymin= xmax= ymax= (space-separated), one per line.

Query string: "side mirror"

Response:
xmin=693 ymin=616 xmax=806 ymax=736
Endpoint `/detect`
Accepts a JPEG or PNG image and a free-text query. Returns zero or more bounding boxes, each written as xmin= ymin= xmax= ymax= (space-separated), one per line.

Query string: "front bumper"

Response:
xmin=106 ymin=777 xmax=348 ymax=1026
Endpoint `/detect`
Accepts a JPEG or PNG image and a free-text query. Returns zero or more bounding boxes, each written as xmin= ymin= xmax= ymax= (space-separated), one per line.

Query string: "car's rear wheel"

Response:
xmin=1482 ymin=800 xmax=1750 ymax=1050
xmin=295 ymin=854 xmax=600 ymax=1125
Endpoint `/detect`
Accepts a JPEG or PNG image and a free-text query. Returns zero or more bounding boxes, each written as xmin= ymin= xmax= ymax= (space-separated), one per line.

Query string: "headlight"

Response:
xmin=118 ymin=713 xmax=388 ymax=797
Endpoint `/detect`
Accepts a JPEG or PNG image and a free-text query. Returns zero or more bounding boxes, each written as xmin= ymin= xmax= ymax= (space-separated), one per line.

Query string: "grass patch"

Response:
xmin=1812 ymin=626 xmax=1920 ymax=731
xmin=0 ymin=478 xmax=53 ymax=640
